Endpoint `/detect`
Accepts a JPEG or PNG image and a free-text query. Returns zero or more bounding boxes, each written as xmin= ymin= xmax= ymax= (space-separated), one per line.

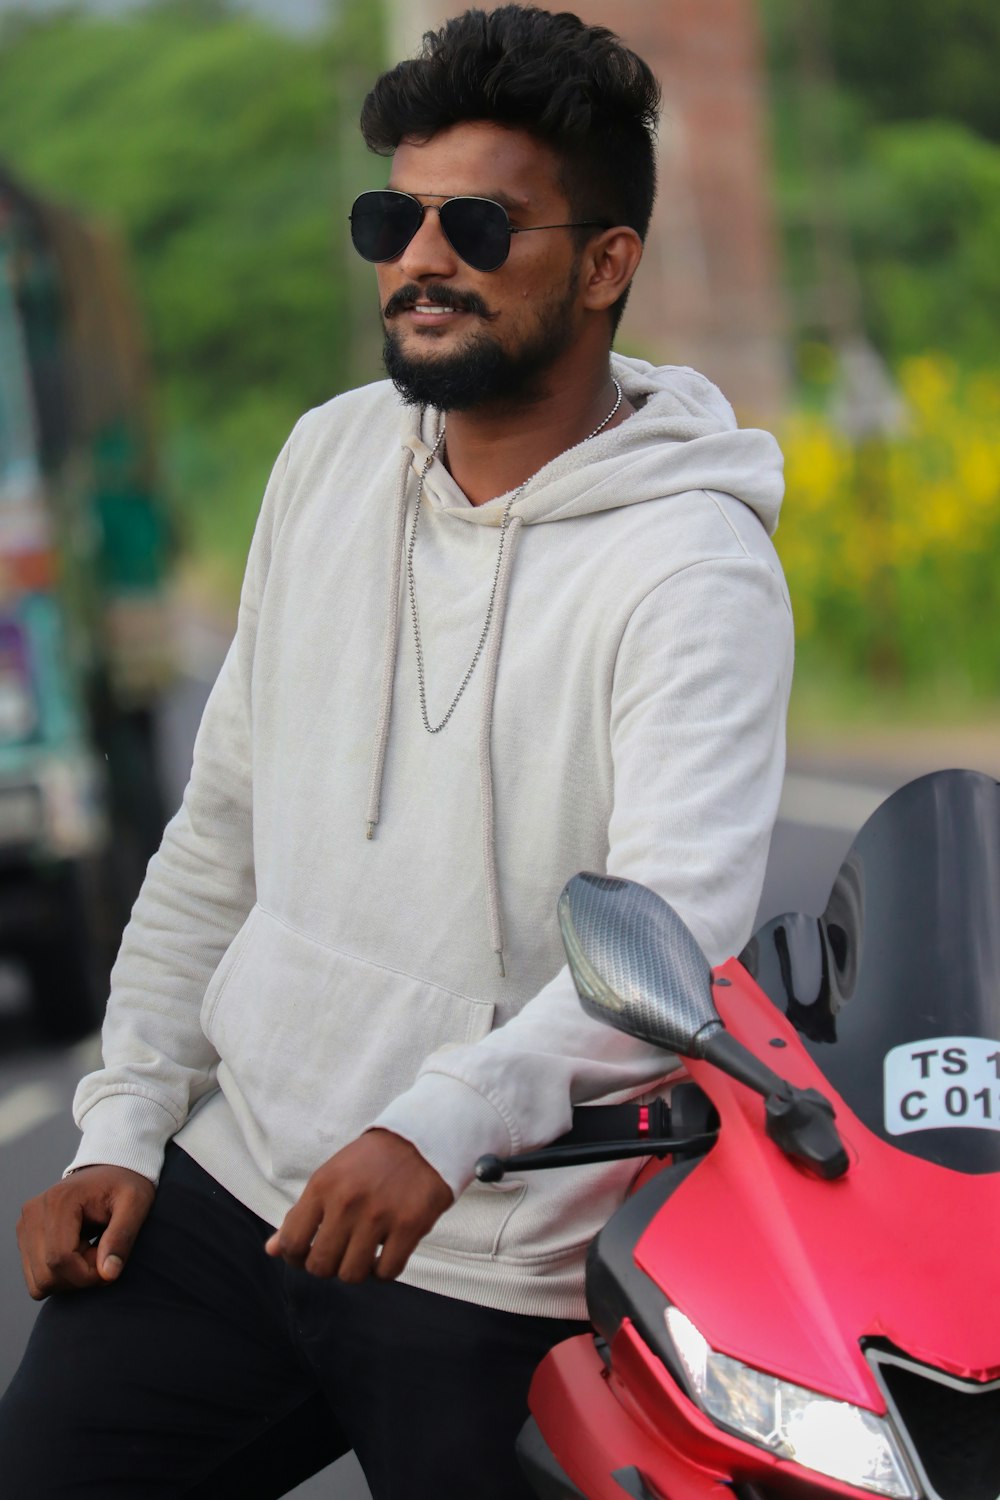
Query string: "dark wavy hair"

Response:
xmin=360 ymin=6 xmax=661 ymax=330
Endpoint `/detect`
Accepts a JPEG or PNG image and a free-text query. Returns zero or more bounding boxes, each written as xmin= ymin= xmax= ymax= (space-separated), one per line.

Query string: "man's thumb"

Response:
xmin=95 ymin=1194 xmax=146 ymax=1281
xmin=98 ymin=1248 xmax=125 ymax=1281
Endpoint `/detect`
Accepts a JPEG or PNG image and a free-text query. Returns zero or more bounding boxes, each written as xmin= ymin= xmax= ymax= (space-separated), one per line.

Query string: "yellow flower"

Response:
xmin=777 ymin=355 xmax=1000 ymax=680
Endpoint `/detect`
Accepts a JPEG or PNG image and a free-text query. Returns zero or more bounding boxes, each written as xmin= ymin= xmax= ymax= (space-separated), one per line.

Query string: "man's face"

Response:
xmin=376 ymin=121 xmax=589 ymax=411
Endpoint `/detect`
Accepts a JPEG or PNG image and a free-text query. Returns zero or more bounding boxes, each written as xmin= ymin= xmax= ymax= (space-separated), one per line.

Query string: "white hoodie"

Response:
xmin=69 ymin=355 xmax=793 ymax=1318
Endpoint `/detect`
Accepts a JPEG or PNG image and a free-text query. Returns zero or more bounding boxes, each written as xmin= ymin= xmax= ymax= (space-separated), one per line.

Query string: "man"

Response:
xmin=0 ymin=7 xmax=793 ymax=1497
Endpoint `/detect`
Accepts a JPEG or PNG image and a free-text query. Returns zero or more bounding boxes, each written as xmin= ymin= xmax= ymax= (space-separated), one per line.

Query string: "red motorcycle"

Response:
xmin=478 ymin=768 xmax=1000 ymax=1500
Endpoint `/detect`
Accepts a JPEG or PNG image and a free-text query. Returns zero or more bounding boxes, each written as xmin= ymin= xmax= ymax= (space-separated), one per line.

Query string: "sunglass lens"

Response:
xmin=440 ymin=198 xmax=511 ymax=271
xmin=350 ymin=192 xmax=422 ymax=263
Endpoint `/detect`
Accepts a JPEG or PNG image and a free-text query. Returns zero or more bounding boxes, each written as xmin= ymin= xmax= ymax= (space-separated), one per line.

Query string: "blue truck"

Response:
xmin=0 ymin=170 xmax=172 ymax=1042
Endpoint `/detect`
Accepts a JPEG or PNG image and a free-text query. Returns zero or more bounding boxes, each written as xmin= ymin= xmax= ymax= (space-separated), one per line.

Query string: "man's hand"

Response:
xmin=17 ymin=1165 xmax=156 ymax=1300
xmin=265 ymin=1129 xmax=453 ymax=1283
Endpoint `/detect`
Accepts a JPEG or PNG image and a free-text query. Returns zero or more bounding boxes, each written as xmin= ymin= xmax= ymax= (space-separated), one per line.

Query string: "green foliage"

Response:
xmin=849 ymin=121 xmax=1000 ymax=366
xmin=761 ymin=0 xmax=1000 ymax=373
xmin=0 ymin=0 xmax=386 ymax=584
xmin=761 ymin=0 xmax=1000 ymax=145
xmin=779 ymin=359 xmax=1000 ymax=697
xmin=829 ymin=0 xmax=1000 ymax=145
xmin=759 ymin=0 xmax=1000 ymax=709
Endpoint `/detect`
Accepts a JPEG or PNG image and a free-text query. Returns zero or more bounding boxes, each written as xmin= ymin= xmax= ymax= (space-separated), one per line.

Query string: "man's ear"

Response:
xmin=579 ymin=227 xmax=644 ymax=316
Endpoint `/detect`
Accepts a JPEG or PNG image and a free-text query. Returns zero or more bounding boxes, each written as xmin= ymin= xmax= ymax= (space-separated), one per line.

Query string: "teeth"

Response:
xmin=415 ymin=306 xmax=455 ymax=315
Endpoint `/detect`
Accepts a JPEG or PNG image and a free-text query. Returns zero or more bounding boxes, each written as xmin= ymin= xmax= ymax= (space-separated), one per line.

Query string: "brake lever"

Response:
xmin=475 ymin=1132 xmax=718 ymax=1182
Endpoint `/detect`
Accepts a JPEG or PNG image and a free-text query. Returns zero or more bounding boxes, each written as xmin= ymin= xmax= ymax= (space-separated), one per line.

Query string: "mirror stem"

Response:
xmin=702 ymin=1031 xmax=849 ymax=1179
xmin=701 ymin=1030 xmax=790 ymax=1097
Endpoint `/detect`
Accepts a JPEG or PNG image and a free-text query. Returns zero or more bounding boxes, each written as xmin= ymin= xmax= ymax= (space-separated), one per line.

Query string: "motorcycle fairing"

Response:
xmin=743 ymin=770 xmax=1000 ymax=1176
xmin=867 ymin=1348 xmax=1000 ymax=1500
xmin=525 ymin=771 xmax=1000 ymax=1499
xmin=585 ymin=1155 xmax=702 ymax=1386
xmin=525 ymin=1330 xmax=731 ymax=1500
xmin=518 ymin=1414 xmax=589 ymax=1499
xmin=632 ymin=963 xmax=1000 ymax=1409
xmin=525 ymin=1324 xmax=880 ymax=1500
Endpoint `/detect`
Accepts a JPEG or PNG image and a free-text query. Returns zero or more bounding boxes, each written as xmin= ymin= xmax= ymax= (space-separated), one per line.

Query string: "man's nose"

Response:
xmin=397 ymin=205 xmax=461 ymax=280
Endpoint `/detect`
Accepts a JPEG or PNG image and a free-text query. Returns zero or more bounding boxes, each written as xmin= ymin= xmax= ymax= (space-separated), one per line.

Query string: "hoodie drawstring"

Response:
xmin=365 ymin=449 xmax=411 ymax=840
xmin=365 ymin=445 xmax=523 ymax=979
xmin=478 ymin=515 xmax=523 ymax=978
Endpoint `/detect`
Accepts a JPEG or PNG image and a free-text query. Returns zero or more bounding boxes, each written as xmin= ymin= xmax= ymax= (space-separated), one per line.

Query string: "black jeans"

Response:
xmin=0 ymin=1145 xmax=588 ymax=1499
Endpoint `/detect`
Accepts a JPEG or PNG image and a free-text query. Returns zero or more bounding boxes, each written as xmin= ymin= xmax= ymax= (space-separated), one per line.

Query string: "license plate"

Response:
xmin=884 ymin=1036 xmax=1000 ymax=1135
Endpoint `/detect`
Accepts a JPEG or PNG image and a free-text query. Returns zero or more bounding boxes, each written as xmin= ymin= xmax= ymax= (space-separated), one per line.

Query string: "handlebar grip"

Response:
xmin=474 ymin=1100 xmax=678 ymax=1183
xmin=554 ymin=1098 xmax=671 ymax=1147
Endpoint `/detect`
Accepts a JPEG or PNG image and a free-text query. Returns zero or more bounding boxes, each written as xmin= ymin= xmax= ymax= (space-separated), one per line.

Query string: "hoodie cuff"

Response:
xmin=64 ymin=1093 xmax=177 ymax=1184
xmin=371 ymin=1072 xmax=515 ymax=1199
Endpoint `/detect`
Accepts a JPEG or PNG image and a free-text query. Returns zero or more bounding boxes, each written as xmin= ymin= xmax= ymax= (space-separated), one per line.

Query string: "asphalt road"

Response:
xmin=0 ymin=645 xmax=903 ymax=1497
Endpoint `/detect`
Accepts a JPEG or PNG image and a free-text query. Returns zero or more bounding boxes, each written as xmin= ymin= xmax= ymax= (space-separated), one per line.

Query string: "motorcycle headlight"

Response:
xmin=664 ymin=1306 xmax=918 ymax=1498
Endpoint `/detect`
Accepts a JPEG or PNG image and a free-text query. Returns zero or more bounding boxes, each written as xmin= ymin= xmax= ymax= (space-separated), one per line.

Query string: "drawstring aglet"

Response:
xmin=496 ymin=952 xmax=506 ymax=979
xmin=366 ymin=821 xmax=376 ymax=840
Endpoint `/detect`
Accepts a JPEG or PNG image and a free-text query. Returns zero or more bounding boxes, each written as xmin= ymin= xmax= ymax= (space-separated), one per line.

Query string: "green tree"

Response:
xmin=0 ymin=0 xmax=384 ymax=583
xmin=761 ymin=0 xmax=1000 ymax=373
xmin=829 ymin=0 xmax=1000 ymax=145
xmin=848 ymin=120 xmax=1000 ymax=366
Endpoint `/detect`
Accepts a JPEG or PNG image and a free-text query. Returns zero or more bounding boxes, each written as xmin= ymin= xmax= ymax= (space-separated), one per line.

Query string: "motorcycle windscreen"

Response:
xmin=743 ymin=769 xmax=1000 ymax=1174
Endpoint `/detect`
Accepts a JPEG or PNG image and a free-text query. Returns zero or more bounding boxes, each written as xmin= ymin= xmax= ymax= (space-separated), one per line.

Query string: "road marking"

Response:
xmin=779 ymin=772 xmax=887 ymax=833
xmin=0 ymin=1082 xmax=64 ymax=1147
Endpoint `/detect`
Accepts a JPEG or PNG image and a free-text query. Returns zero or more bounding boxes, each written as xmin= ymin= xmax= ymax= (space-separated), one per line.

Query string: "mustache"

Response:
xmin=382 ymin=284 xmax=498 ymax=321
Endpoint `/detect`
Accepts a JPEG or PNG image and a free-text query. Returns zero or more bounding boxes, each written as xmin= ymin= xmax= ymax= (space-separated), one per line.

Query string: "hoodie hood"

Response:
xmin=403 ymin=354 xmax=785 ymax=536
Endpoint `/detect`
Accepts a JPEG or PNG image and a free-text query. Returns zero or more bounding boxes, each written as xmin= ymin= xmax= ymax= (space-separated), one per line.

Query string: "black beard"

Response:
xmin=381 ymin=280 xmax=579 ymax=413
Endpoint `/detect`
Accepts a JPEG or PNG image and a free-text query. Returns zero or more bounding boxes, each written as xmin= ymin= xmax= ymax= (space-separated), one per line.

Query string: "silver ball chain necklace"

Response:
xmin=407 ymin=378 xmax=623 ymax=734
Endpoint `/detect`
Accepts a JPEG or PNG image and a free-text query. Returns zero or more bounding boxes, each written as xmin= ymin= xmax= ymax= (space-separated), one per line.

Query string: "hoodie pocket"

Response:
xmin=200 ymin=904 xmax=495 ymax=1190
xmin=422 ymin=1177 xmax=527 ymax=1259
xmin=200 ymin=905 xmax=259 ymax=1035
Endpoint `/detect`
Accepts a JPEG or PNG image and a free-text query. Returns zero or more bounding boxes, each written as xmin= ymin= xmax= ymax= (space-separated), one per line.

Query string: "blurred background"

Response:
xmin=1 ymin=0 xmax=998 ymax=1492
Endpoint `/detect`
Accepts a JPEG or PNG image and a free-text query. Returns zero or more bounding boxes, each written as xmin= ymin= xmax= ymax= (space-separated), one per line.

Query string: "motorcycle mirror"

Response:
xmin=558 ymin=873 xmax=724 ymax=1056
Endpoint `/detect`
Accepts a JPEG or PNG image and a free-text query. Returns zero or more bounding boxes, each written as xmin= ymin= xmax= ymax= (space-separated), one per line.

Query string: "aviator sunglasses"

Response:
xmin=349 ymin=189 xmax=607 ymax=273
